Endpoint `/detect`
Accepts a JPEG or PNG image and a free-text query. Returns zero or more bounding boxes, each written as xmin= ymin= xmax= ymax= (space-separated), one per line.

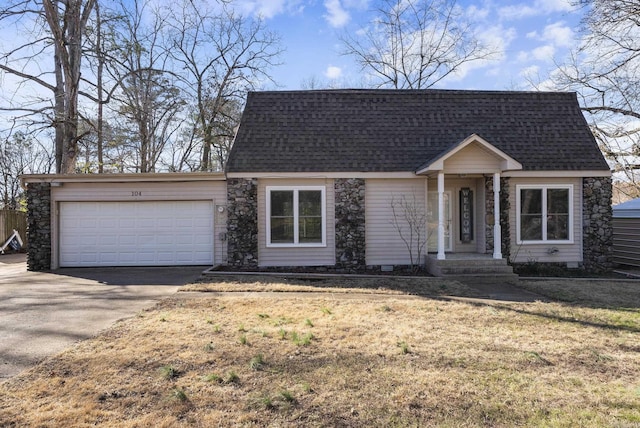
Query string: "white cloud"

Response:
xmin=532 ymin=45 xmax=556 ymax=62
xmin=325 ymin=65 xmax=343 ymax=79
xmin=498 ymin=0 xmax=576 ymax=20
xmin=236 ymin=0 xmax=303 ymax=19
xmin=498 ymin=4 xmax=537 ymax=20
xmin=324 ymin=0 xmax=350 ymax=28
xmin=541 ymin=22 xmax=574 ymax=48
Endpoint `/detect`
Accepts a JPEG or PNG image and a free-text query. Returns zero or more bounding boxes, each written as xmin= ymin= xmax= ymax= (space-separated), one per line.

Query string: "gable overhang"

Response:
xmin=415 ymin=134 xmax=523 ymax=175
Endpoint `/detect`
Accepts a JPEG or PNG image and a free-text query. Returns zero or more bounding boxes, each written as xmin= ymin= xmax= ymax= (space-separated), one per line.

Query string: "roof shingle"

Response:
xmin=226 ymin=89 xmax=609 ymax=173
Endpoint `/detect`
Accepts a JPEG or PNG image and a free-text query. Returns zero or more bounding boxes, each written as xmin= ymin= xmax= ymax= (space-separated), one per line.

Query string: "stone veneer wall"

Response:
xmin=227 ymin=178 xmax=258 ymax=268
xmin=484 ymin=176 xmax=511 ymax=260
xmin=26 ymin=183 xmax=51 ymax=271
xmin=582 ymin=177 xmax=613 ymax=272
xmin=334 ymin=178 xmax=366 ymax=270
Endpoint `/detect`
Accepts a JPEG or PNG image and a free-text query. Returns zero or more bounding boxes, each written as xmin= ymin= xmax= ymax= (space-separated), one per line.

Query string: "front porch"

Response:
xmin=425 ymin=253 xmax=518 ymax=282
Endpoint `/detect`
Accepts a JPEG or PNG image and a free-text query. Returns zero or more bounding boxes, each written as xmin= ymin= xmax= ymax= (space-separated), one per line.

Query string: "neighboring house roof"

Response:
xmin=613 ymin=198 xmax=640 ymax=218
xmin=226 ymin=89 xmax=610 ymax=173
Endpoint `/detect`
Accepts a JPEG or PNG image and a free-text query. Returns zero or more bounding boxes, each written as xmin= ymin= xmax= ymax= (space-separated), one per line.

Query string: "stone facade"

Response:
xmin=334 ymin=178 xmax=366 ymax=270
xmin=227 ymin=178 xmax=258 ymax=268
xmin=484 ymin=176 xmax=511 ymax=260
xmin=26 ymin=183 xmax=51 ymax=271
xmin=582 ymin=176 xmax=613 ymax=272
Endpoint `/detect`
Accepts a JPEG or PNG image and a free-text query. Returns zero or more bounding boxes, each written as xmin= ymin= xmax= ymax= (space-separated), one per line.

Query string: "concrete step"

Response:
xmin=446 ymin=273 xmax=520 ymax=285
xmin=426 ymin=255 xmax=518 ymax=279
xmin=438 ymin=265 xmax=515 ymax=275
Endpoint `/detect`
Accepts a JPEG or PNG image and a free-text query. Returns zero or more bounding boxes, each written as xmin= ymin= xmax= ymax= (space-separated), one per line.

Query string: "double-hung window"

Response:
xmin=517 ymin=185 xmax=573 ymax=244
xmin=266 ymin=186 xmax=326 ymax=247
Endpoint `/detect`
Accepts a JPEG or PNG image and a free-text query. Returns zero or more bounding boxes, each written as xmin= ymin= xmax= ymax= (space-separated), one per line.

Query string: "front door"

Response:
xmin=427 ymin=191 xmax=452 ymax=252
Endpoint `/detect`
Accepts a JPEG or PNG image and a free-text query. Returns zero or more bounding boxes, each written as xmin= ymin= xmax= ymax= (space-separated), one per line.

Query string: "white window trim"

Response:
xmin=516 ymin=184 xmax=574 ymax=245
xmin=266 ymin=186 xmax=326 ymax=248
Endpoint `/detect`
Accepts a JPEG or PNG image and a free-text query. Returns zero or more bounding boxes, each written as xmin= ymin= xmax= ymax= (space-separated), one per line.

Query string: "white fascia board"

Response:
xmin=21 ymin=172 xmax=226 ymax=187
xmin=503 ymin=170 xmax=612 ymax=178
xmin=226 ymin=171 xmax=419 ymax=179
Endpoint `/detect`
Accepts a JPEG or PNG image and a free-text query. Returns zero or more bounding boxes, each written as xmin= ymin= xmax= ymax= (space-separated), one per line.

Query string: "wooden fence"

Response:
xmin=0 ymin=210 xmax=27 ymax=248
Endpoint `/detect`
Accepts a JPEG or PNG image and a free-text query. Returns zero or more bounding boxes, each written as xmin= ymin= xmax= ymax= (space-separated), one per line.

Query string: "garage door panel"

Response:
xmin=59 ymin=201 xmax=214 ymax=267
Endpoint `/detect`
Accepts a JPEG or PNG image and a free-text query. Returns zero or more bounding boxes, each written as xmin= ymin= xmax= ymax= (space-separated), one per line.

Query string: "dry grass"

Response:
xmin=1 ymin=277 xmax=640 ymax=427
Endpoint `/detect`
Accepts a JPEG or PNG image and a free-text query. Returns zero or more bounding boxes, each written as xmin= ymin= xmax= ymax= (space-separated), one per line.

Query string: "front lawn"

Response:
xmin=1 ymin=277 xmax=639 ymax=427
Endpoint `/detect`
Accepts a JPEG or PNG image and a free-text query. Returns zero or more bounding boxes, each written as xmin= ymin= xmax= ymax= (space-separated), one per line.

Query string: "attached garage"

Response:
xmin=22 ymin=173 xmax=227 ymax=269
xmin=59 ymin=201 xmax=214 ymax=267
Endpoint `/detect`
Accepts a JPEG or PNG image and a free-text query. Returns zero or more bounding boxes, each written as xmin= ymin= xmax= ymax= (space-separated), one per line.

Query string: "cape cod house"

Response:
xmin=22 ymin=89 xmax=613 ymax=274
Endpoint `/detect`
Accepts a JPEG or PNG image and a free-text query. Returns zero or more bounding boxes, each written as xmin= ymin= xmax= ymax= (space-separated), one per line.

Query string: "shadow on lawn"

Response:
xmin=194 ymin=274 xmax=640 ymax=334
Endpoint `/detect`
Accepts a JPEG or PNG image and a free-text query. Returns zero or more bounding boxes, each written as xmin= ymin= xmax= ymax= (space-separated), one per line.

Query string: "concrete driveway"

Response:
xmin=0 ymin=253 xmax=205 ymax=380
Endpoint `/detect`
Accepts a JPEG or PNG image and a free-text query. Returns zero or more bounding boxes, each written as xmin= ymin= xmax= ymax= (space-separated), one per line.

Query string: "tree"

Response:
xmin=341 ymin=0 xmax=495 ymax=89
xmin=390 ymin=193 xmax=428 ymax=272
xmin=0 ymin=131 xmax=54 ymax=209
xmin=166 ymin=1 xmax=282 ymax=171
xmin=106 ymin=0 xmax=185 ymax=173
xmin=0 ymin=0 xmax=96 ymax=173
xmin=553 ymin=0 xmax=640 ymax=198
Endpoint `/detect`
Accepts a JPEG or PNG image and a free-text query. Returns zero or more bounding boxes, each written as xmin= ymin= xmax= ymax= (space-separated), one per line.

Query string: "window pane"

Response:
xmin=271 ymin=191 xmax=293 ymax=216
xmin=547 ymin=214 xmax=568 ymax=240
xmin=271 ymin=217 xmax=294 ymax=243
xmin=521 ymin=214 xmax=542 ymax=240
xmin=270 ymin=191 xmax=294 ymax=243
xmin=520 ymin=189 xmax=542 ymax=215
xmin=520 ymin=189 xmax=542 ymax=241
xmin=548 ymin=189 xmax=569 ymax=214
xmin=299 ymin=191 xmax=321 ymax=216
xmin=299 ymin=217 xmax=322 ymax=243
xmin=298 ymin=191 xmax=322 ymax=243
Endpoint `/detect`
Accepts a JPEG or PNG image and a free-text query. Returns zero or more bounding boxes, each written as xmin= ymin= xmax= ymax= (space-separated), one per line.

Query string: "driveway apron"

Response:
xmin=0 ymin=253 xmax=203 ymax=380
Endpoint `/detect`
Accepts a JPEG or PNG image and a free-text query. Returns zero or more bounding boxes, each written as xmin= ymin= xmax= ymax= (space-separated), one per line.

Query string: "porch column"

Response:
xmin=493 ymin=172 xmax=502 ymax=259
xmin=437 ymin=172 xmax=446 ymax=260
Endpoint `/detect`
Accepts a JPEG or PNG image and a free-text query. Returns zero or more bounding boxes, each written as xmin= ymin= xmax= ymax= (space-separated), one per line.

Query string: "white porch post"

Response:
xmin=493 ymin=172 xmax=502 ymax=259
xmin=437 ymin=172 xmax=446 ymax=260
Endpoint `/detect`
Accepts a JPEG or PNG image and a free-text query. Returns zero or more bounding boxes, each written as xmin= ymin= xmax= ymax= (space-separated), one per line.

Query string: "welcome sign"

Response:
xmin=460 ymin=188 xmax=473 ymax=243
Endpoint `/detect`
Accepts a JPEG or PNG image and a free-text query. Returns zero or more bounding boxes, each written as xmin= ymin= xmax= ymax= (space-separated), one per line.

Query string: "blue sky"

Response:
xmin=235 ymin=0 xmax=582 ymax=91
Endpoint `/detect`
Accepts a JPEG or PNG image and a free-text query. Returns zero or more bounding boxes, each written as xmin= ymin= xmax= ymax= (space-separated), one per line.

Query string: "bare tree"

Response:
xmin=0 ymin=131 xmax=54 ymax=209
xmin=554 ymin=0 xmax=640 ymax=198
xmin=166 ymin=0 xmax=282 ymax=171
xmin=341 ymin=0 xmax=496 ymax=89
xmin=0 ymin=0 xmax=96 ymax=173
xmin=390 ymin=193 xmax=428 ymax=272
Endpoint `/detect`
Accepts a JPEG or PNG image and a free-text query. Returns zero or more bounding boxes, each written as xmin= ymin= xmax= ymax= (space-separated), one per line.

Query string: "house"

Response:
xmin=22 ymin=89 xmax=613 ymax=274
xmin=612 ymin=198 xmax=640 ymax=268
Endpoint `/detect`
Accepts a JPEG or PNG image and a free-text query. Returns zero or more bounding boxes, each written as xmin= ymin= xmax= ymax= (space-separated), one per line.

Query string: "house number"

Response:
xmin=131 ymin=191 xmax=142 ymax=196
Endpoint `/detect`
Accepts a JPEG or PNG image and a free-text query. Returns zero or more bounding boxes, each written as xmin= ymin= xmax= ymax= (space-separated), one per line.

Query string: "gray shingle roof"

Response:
xmin=226 ymin=89 xmax=609 ymax=173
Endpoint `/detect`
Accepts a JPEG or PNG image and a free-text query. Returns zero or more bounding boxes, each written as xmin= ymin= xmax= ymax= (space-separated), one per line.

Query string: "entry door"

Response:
xmin=427 ymin=191 xmax=452 ymax=252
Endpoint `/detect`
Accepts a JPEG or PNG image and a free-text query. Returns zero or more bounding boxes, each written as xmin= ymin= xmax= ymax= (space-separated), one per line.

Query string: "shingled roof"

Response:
xmin=226 ymin=89 xmax=609 ymax=173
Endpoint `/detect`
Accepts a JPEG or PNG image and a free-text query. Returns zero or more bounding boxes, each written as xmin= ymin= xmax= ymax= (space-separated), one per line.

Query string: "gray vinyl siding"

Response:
xmin=257 ymin=178 xmax=335 ymax=267
xmin=613 ymin=218 xmax=640 ymax=267
xmin=508 ymin=177 xmax=582 ymax=263
xmin=365 ymin=179 xmax=426 ymax=266
xmin=50 ymin=181 xmax=227 ymax=267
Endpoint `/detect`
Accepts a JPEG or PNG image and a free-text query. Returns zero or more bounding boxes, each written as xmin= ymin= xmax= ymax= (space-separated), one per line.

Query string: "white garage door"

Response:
xmin=59 ymin=201 xmax=214 ymax=267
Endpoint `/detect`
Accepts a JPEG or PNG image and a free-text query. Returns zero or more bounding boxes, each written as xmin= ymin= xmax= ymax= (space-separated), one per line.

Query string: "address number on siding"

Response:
xmin=131 ymin=191 xmax=142 ymax=196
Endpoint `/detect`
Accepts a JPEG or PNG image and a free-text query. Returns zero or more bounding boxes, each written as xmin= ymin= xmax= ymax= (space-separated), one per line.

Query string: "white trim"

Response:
xmin=265 ymin=185 xmax=327 ymax=248
xmin=227 ymin=171 xmax=419 ymax=179
xmin=493 ymin=172 xmax=502 ymax=259
xmin=516 ymin=184 xmax=574 ymax=245
xmin=21 ymin=172 xmax=225 ymax=188
xmin=416 ymin=134 xmax=523 ymax=174
xmin=504 ymin=170 xmax=611 ymax=178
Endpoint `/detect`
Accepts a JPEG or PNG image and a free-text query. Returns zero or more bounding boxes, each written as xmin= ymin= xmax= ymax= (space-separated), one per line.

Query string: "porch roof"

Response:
xmin=415 ymin=134 xmax=522 ymax=174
